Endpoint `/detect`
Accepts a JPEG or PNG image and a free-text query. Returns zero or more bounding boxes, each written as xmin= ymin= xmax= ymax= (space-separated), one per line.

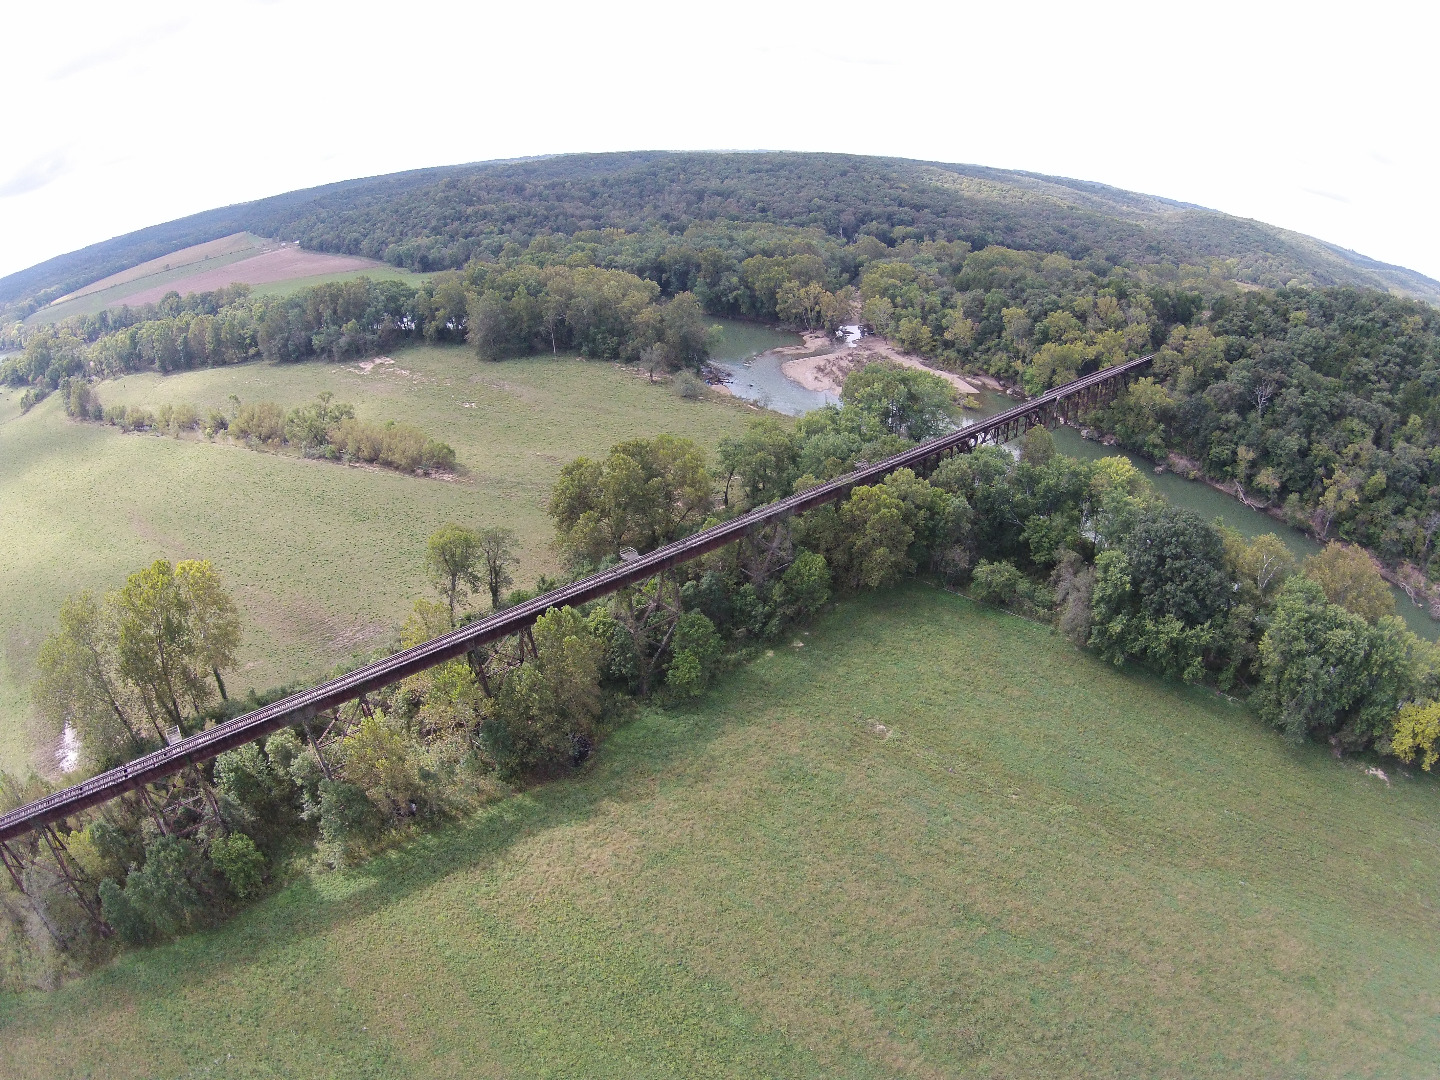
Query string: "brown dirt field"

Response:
xmin=114 ymin=245 xmax=385 ymax=306
xmin=54 ymin=232 xmax=270 ymax=303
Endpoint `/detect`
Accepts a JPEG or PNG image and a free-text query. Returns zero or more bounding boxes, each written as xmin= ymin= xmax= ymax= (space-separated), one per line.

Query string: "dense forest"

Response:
xmin=4 ymin=152 xmax=1437 ymax=322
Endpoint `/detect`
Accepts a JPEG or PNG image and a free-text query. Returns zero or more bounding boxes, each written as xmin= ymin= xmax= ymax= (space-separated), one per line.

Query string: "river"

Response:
xmin=707 ymin=321 xmax=1440 ymax=641
xmin=708 ymin=319 xmax=833 ymax=416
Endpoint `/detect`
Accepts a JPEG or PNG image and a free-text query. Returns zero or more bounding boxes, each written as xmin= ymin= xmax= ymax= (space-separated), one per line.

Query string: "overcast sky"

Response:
xmin=3 ymin=0 xmax=1436 ymax=283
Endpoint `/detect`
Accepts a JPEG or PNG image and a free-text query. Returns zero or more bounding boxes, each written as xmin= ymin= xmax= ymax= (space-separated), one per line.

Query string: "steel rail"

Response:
xmin=0 ymin=355 xmax=1152 ymax=841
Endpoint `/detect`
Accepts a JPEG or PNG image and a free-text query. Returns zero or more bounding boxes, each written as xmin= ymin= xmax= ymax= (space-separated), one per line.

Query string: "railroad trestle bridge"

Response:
xmin=0 ymin=355 xmax=1153 ymax=903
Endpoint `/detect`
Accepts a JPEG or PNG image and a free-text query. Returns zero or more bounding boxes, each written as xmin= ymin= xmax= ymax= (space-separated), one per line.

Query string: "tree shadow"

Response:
xmin=0 ymin=669 xmax=754 ymax=1023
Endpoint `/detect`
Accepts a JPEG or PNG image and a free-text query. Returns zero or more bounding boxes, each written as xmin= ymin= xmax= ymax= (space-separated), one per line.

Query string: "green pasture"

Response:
xmin=3 ymin=584 xmax=1436 ymax=1077
xmin=0 ymin=346 xmax=755 ymax=774
xmin=243 ymin=266 xmax=428 ymax=299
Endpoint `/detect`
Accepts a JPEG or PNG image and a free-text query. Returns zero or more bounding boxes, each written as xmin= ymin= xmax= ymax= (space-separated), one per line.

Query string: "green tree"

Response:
xmin=97 ymin=835 xmax=210 ymax=945
xmin=1303 ymin=542 xmax=1395 ymax=623
xmin=717 ymin=417 xmax=800 ymax=509
xmin=1102 ymin=378 xmax=1172 ymax=458
xmin=659 ymin=292 xmax=716 ymax=369
xmin=112 ymin=560 xmax=240 ymax=739
xmin=665 ymin=612 xmax=724 ymax=698
xmin=426 ymin=524 xmax=484 ymax=626
xmin=34 ymin=592 xmax=145 ymax=769
xmin=1225 ymin=531 xmax=1296 ymax=601
xmin=1256 ymin=576 xmax=1420 ymax=746
xmin=209 ymin=833 xmax=265 ymax=899
xmin=838 ymin=485 xmax=914 ymax=589
xmin=1391 ymin=701 xmax=1440 ymax=770
xmin=1087 ymin=508 xmax=1230 ymax=681
xmin=549 ymin=435 xmax=713 ymax=565
xmin=482 ymin=607 xmax=604 ymax=778
xmin=477 ymin=527 xmax=519 ymax=609
xmin=841 ymin=361 xmax=956 ymax=441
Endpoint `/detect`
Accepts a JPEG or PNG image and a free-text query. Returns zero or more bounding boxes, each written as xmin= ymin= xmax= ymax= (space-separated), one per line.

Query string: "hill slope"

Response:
xmin=5 ymin=152 xmax=1437 ymax=318
xmin=4 ymin=585 xmax=1436 ymax=1078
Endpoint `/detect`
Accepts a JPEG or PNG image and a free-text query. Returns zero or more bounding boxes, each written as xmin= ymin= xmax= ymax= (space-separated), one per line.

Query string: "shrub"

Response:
xmin=666 ymin=612 xmax=723 ymax=698
xmin=209 ymin=833 xmax=265 ymax=899
xmin=232 ymin=401 xmax=285 ymax=444
xmin=971 ymin=559 xmax=1025 ymax=607
xmin=329 ymin=417 xmax=452 ymax=473
xmin=673 ymin=370 xmax=707 ymax=400
xmin=422 ymin=439 xmax=456 ymax=472
xmin=170 ymin=401 xmax=199 ymax=434
xmin=1391 ymin=701 xmax=1440 ymax=770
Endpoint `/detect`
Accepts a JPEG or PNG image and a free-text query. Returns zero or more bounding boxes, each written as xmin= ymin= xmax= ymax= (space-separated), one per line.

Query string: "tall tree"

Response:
xmin=477 ymin=527 xmax=519 ymax=610
xmin=112 ymin=560 xmax=240 ymax=739
xmin=1303 ymin=542 xmax=1395 ymax=623
xmin=841 ymin=362 xmax=957 ymax=441
xmin=425 ymin=525 xmax=484 ymax=626
xmin=549 ymin=435 xmax=713 ymax=566
xmin=34 ymin=592 xmax=144 ymax=769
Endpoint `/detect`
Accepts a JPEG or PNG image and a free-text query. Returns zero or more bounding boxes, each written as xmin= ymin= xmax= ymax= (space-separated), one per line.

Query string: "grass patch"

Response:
xmin=3 ymin=584 xmax=1437 ymax=1077
xmin=0 ymin=346 xmax=754 ymax=772
xmin=242 ymin=266 xmax=428 ymax=299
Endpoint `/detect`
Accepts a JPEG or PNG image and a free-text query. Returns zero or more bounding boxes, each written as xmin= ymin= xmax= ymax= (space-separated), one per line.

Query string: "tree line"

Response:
xmin=6 ymin=359 xmax=1440 ymax=988
xmin=9 ymin=219 xmax=1440 ymax=649
xmin=58 ymin=384 xmax=457 ymax=476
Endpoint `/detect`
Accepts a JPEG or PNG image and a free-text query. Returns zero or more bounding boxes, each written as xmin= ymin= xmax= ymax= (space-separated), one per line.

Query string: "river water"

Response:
xmin=708 ymin=319 xmax=835 ymax=416
xmin=707 ymin=322 xmax=1439 ymax=641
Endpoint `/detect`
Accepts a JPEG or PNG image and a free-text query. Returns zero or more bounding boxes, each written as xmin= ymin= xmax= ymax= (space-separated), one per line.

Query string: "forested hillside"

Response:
xmin=4 ymin=152 xmax=1437 ymax=321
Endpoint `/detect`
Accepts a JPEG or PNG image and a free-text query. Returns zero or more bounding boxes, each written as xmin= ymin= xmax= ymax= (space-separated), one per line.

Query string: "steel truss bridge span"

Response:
xmin=0 ymin=355 xmax=1153 ymax=843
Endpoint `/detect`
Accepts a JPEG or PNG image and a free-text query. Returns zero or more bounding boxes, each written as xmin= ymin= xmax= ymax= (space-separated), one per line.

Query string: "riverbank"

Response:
xmin=778 ymin=331 xmax=984 ymax=397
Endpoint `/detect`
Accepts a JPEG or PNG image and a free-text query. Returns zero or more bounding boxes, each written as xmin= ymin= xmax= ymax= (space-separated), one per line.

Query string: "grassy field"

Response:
xmin=2 ymin=584 xmax=1436 ymax=1077
xmin=243 ymin=266 xmax=429 ymax=299
xmin=0 ymin=345 xmax=757 ymax=774
xmin=28 ymin=235 xmax=426 ymax=325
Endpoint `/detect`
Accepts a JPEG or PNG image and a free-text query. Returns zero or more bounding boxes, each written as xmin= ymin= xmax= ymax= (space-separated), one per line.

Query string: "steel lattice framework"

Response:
xmin=0 ymin=355 xmax=1152 ymax=842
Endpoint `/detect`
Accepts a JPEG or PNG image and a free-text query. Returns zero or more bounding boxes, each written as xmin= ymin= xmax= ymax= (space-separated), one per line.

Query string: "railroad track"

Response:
xmin=0 ymin=355 xmax=1153 ymax=841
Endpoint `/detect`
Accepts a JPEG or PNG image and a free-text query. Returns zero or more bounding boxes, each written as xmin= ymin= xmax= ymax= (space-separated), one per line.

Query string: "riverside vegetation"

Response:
xmin=4 ymin=363 xmax=1439 ymax=1001
xmin=7 ymin=197 xmax=1440 ymax=617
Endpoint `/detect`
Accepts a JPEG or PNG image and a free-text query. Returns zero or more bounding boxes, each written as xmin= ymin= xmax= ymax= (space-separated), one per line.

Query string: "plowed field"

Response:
xmin=114 ymin=245 xmax=382 ymax=306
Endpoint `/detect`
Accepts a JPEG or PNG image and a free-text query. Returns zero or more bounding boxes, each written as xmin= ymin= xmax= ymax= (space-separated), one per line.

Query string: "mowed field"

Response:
xmin=0 ymin=346 xmax=758 ymax=774
xmin=30 ymin=233 xmax=426 ymax=325
xmin=3 ymin=585 xmax=1437 ymax=1078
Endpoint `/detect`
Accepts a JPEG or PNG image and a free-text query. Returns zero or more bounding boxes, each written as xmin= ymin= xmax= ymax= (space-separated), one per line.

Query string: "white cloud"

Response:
xmin=1 ymin=0 xmax=1436 ymax=282
xmin=0 ymin=152 xmax=69 ymax=199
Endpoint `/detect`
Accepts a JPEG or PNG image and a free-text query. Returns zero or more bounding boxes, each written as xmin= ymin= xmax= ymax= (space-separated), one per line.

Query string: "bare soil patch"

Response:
xmin=54 ymin=232 xmax=269 ymax=304
xmin=780 ymin=334 xmax=981 ymax=397
xmin=114 ymin=246 xmax=384 ymax=306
